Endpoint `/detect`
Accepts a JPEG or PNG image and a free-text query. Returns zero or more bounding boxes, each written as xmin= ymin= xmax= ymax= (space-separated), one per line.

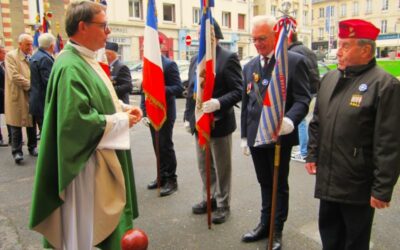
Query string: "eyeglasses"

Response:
xmin=86 ymin=21 xmax=109 ymax=32
xmin=251 ymin=35 xmax=270 ymax=43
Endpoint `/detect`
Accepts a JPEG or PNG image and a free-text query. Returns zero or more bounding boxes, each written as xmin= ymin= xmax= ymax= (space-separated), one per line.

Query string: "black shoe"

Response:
xmin=0 ymin=139 xmax=8 ymax=147
xmin=269 ymin=231 xmax=282 ymax=250
xmin=192 ymin=198 xmax=217 ymax=214
xmin=212 ymin=207 xmax=230 ymax=224
xmin=29 ymin=148 xmax=38 ymax=157
xmin=14 ymin=153 xmax=24 ymax=164
xmin=241 ymin=223 xmax=268 ymax=242
xmin=147 ymin=179 xmax=165 ymax=190
xmin=160 ymin=179 xmax=178 ymax=197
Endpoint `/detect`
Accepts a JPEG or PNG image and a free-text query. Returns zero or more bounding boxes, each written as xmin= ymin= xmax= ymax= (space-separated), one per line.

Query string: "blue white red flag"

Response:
xmin=253 ymin=17 xmax=295 ymax=146
xmin=142 ymin=0 xmax=167 ymax=131
xmin=195 ymin=0 xmax=216 ymax=147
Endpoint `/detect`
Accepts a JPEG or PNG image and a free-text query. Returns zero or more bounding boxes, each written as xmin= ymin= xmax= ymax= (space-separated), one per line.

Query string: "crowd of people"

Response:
xmin=0 ymin=1 xmax=399 ymax=249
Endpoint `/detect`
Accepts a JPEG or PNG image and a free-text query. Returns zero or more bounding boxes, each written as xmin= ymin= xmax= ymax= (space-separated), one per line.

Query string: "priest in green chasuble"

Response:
xmin=29 ymin=1 xmax=142 ymax=249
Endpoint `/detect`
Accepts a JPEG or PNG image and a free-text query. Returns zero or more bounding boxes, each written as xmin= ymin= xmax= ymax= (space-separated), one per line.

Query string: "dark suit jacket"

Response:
xmin=111 ymin=59 xmax=132 ymax=104
xmin=241 ymin=51 xmax=311 ymax=147
xmin=0 ymin=62 xmax=4 ymax=114
xmin=141 ymin=55 xmax=183 ymax=121
xmin=184 ymin=44 xmax=243 ymax=137
xmin=29 ymin=48 xmax=54 ymax=117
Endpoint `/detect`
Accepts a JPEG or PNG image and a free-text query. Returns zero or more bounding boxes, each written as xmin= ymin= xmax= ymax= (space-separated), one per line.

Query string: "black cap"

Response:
xmin=105 ymin=41 xmax=118 ymax=52
xmin=199 ymin=18 xmax=224 ymax=40
xmin=213 ymin=19 xmax=224 ymax=40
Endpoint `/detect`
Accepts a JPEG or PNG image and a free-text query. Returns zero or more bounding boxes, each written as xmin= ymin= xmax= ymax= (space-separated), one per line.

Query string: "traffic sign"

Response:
xmin=185 ymin=35 xmax=192 ymax=46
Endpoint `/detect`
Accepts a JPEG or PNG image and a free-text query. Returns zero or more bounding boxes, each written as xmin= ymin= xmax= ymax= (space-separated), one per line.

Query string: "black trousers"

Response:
xmin=10 ymin=125 xmax=37 ymax=156
xmin=319 ymin=200 xmax=374 ymax=250
xmin=249 ymin=145 xmax=292 ymax=232
xmin=149 ymin=118 xmax=177 ymax=180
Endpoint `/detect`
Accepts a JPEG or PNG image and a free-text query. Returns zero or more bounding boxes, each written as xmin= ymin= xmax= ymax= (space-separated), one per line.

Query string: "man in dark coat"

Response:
xmin=105 ymin=41 xmax=132 ymax=104
xmin=0 ymin=45 xmax=9 ymax=146
xmin=306 ymin=19 xmax=400 ymax=250
xmin=141 ymin=55 xmax=183 ymax=197
xmin=29 ymin=33 xmax=55 ymax=135
xmin=184 ymin=20 xmax=243 ymax=224
xmin=240 ymin=16 xmax=311 ymax=248
xmin=288 ymin=31 xmax=320 ymax=162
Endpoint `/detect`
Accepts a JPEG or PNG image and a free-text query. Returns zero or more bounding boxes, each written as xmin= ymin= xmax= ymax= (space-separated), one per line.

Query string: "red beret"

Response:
xmin=338 ymin=19 xmax=380 ymax=40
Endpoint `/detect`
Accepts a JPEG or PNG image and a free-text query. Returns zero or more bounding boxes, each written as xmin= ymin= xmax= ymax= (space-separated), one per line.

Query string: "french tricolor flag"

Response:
xmin=142 ymin=0 xmax=167 ymax=131
xmin=195 ymin=0 xmax=216 ymax=147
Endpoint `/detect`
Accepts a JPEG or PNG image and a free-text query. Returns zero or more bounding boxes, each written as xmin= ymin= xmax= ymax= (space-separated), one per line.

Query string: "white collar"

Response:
xmin=68 ymin=40 xmax=97 ymax=59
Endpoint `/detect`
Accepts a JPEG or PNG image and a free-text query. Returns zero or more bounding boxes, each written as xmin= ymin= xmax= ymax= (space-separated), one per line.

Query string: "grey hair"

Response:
xmin=357 ymin=39 xmax=376 ymax=57
xmin=251 ymin=15 xmax=277 ymax=29
xmin=18 ymin=33 xmax=33 ymax=43
xmin=38 ymin=33 xmax=56 ymax=49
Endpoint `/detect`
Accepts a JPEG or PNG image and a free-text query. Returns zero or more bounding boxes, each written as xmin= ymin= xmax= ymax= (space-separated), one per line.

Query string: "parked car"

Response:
xmin=129 ymin=59 xmax=189 ymax=95
xmin=318 ymin=61 xmax=331 ymax=78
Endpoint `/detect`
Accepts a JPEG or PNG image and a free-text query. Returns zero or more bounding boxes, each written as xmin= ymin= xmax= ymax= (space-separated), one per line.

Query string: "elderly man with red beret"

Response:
xmin=306 ymin=19 xmax=400 ymax=250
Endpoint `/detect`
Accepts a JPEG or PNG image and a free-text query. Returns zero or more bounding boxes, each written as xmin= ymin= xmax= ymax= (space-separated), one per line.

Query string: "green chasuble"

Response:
xmin=29 ymin=43 xmax=138 ymax=250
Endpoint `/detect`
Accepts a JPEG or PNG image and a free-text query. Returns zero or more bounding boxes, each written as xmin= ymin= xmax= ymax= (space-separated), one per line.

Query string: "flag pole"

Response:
xmin=268 ymin=139 xmax=281 ymax=250
xmin=267 ymin=2 xmax=291 ymax=250
xmin=155 ymin=130 xmax=161 ymax=195
xmin=205 ymin=142 xmax=212 ymax=229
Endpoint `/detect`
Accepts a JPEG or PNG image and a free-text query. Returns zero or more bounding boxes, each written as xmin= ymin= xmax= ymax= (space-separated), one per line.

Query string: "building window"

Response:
xmin=302 ymin=10 xmax=308 ymax=25
xmin=163 ymin=3 xmax=175 ymax=22
xmin=319 ymin=8 xmax=324 ymax=18
xmin=381 ymin=19 xmax=387 ymax=33
xmin=28 ymin=0 xmax=44 ymax=24
xmin=222 ymin=12 xmax=231 ymax=28
xmin=193 ymin=7 xmax=201 ymax=25
xmin=128 ymin=0 xmax=143 ymax=19
xmin=382 ymin=0 xmax=389 ymax=10
xmin=330 ymin=26 xmax=335 ymax=35
xmin=366 ymin=0 xmax=372 ymax=14
xmin=340 ymin=4 xmax=347 ymax=17
xmin=238 ymin=14 xmax=245 ymax=30
xmin=271 ymin=5 xmax=277 ymax=17
xmin=353 ymin=1 xmax=359 ymax=16
xmin=318 ymin=27 xmax=324 ymax=40
xmin=238 ymin=47 xmax=243 ymax=60
xmin=292 ymin=10 xmax=298 ymax=18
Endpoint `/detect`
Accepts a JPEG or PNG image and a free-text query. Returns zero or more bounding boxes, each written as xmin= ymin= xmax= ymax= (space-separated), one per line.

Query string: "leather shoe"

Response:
xmin=212 ymin=207 xmax=230 ymax=224
xmin=29 ymin=148 xmax=38 ymax=157
xmin=242 ymin=223 xmax=268 ymax=242
xmin=268 ymin=231 xmax=282 ymax=250
xmin=147 ymin=179 xmax=165 ymax=190
xmin=192 ymin=198 xmax=217 ymax=214
xmin=0 ymin=139 xmax=8 ymax=147
xmin=160 ymin=179 xmax=178 ymax=197
xmin=14 ymin=153 xmax=24 ymax=164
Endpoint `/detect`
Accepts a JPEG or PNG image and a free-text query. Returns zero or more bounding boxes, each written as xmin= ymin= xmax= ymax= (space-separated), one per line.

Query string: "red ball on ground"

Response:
xmin=121 ymin=228 xmax=149 ymax=250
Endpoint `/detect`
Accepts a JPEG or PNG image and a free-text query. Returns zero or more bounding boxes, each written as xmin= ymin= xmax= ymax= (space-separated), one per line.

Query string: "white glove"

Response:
xmin=279 ymin=117 xmax=294 ymax=135
xmin=202 ymin=98 xmax=220 ymax=113
xmin=240 ymin=138 xmax=250 ymax=156
xmin=142 ymin=117 xmax=150 ymax=127
xmin=184 ymin=121 xmax=191 ymax=133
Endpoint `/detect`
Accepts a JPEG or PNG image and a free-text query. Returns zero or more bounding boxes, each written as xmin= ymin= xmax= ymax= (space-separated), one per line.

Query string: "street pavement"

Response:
xmin=0 ymin=96 xmax=399 ymax=250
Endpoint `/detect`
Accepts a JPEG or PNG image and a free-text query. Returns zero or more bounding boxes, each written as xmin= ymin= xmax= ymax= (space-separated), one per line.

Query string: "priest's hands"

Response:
xmin=126 ymin=107 xmax=143 ymax=128
xmin=370 ymin=196 xmax=390 ymax=209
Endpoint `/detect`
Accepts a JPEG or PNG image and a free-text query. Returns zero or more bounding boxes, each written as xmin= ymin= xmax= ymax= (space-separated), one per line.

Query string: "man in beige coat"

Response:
xmin=5 ymin=33 xmax=37 ymax=164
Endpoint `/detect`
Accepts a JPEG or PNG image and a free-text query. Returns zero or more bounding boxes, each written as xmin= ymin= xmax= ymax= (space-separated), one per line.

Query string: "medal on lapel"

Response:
xmin=246 ymin=82 xmax=252 ymax=94
xmin=350 ymin=94 xmax=362 ymax=107
xmin=253 ymin=73 xmax=260 ymax=83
